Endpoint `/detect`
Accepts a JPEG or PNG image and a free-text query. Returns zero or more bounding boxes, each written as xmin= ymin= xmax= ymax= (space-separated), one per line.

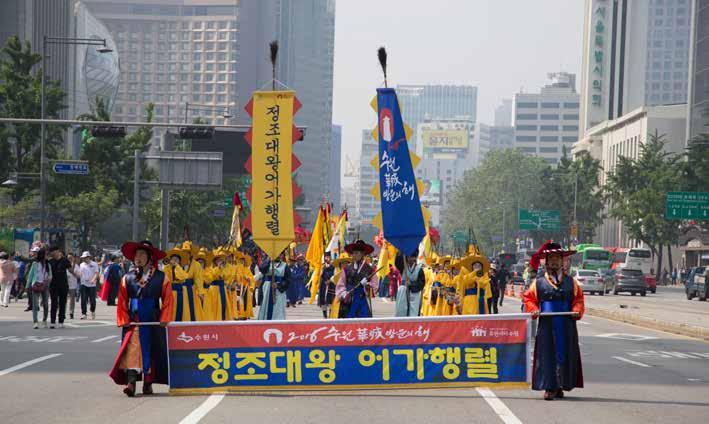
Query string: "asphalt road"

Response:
xmin=1 ymin=295 xmax=708 ymax=424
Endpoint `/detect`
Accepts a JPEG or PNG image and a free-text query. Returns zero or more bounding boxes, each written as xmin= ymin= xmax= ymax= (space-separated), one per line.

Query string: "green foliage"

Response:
xmin=0 ymin=36 xmax=66 ymax=199
xmin=52 ymin=184 xmax=119 ymax=250
xmin=604 ymin=131 xmax=681 ymax=272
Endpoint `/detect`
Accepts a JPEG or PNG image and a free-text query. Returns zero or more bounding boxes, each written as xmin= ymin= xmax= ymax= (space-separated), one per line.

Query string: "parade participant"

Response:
xmin=286 ymin=255 xmax=305 ymax=308
xmin=488 ymin=263 xmax=500 ymax=314
xmin=317 ymin=252 xmax=336 ymax=318
xmin=456 ymin=256 xmax=492 ymax=315
xmin=394 ymin=250 xmax=425 ymax=317
xmin=523 ymin=241 xmax=584 ymax=401
xmin=257 ymin=252 xmax=291 ymax=320
xmin=235 ymin=253 xmax=255 ymax=319
xmin=336 ymin=240 xmax=378 ymax=318
xmin=110 ymin=240 xmax=172 ymax=397
xmin=329 ymin=254 xmax=351 ymax=318
xmin=205 ymin=249 xmax=232 ymax=321
xmin=165 ymin=247 xmax=202 ymax=322
xmin=181 ymin=241 xmax=206 ymax=311
xmin=387 ymin=263 xmax=401 ymax=301
xmin=431 ymin=257 xmax=458 ymax=316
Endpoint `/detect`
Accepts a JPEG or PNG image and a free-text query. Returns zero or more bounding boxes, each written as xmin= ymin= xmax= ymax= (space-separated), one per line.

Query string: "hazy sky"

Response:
xmin=332 ymin=0 xmax=583 ymax=183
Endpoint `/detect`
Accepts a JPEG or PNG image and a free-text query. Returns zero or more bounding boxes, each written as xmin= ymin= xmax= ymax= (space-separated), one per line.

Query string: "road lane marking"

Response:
xmin=595 ymin=333 xmax=657 ymax=341
xmin=0 ymin=353 xmax=62 ymax=377
xmin=179 ymin=394 xmax=225 ymax=424
xmin=92 ymin=335 xmax=118 ymax=343
xmin=476 ymin=388 xmax=523 ymax=424
xmin=613 ymin=356 xmax=651 ymax=367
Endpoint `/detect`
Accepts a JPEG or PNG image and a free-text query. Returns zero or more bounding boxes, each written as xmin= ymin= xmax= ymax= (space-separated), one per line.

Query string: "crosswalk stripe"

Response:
xmin=0 ymin=354 xmax=62 ymax=377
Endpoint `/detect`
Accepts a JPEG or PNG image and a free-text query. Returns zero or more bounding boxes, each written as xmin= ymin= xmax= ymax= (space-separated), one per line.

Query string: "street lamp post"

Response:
xmin=40 ymin=36 xmax=111 ymax=242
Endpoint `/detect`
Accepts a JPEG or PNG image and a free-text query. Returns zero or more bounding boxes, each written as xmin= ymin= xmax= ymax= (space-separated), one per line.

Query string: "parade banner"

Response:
xmin=166 ymin=315 xmax=532 ymax=393
xmin=245 ymin=90 xmax=299 ymax=259
xmin=374 ymin=88 xmax=426 ymax=256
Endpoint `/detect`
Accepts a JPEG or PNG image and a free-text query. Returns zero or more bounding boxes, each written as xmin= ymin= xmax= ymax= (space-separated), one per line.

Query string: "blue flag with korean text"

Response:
xmin=376 ymin=88 xmax=426 ymax=256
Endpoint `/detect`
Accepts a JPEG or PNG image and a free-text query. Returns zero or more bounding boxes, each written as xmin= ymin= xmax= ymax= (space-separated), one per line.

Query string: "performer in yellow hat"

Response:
xmin=181 ymin=241 xmax=207 ymax=317
xmin=204 ymin=249 xmax=233 ymax=321
xmin=164 ymin=247 xmax=203 ymax=322
xmin=456 ymin=255 xmax=492 ymax=315
xmin=235 ymin=252 xmax=255 ymax=319
xmin=431 ymin=256 xmax=457 ymax=316
xmin=329 ymin=253 xmax=351 ymax=318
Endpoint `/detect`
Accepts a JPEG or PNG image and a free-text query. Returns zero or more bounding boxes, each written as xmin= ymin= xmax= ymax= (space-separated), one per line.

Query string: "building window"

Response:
xmin=540 ymin=136 xmax=558 ymax=142
xmin=516 ymin=125 xmax=537 ymax=131
xmin=518 ymin=147 xmax=536 ymax=153
xmin=539 ymin=147 xmax=558 ymax=153
xmin=540 ymin=114 xmax=559 ymax=120
xmin=541 ymin=102 xmax=560 ymax=108
xmin=540 ymin=125 xmax=558 ymax=131
xmin=516 ymin=135 xmax=537 ymax=142
xmin=562 ymin=125 xmax=579 ymax=132
xmin=563 ymin=114 xmax=579 ymax=120
xmin=516 ymin=114 xmax=538 ymax=120
xmin=562 ymin=136 xmax=577 ymax=142
xmin=516 ymin=102 xmax=538 ymax=108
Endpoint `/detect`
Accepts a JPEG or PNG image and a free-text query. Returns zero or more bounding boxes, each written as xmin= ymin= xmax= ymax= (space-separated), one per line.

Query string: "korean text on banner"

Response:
xmin=250 ymin=91 xmax=296 ymax=259
xmin=166 ymin=315 xmax=531 ymax=393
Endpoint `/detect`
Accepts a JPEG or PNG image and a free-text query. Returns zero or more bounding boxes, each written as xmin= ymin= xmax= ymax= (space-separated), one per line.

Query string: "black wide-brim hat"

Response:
xmin=344 ymin=239 xmax=374 ymax=255
xmin=121 ymin=240 xmax=166 ymax=264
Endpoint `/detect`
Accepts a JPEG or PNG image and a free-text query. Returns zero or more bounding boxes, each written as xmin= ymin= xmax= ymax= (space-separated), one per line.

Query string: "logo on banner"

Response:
xmin=379 ymin=108 xmax=394 ymax=144
xmin=177 ymin=332 xmax=194 ymax=343
xmin=263 ymin=328 xmax=284 ymax=344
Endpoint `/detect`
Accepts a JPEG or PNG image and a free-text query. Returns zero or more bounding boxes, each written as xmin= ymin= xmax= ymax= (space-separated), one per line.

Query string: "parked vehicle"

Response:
xmin=613 ymin=268 xmax=647 ymax=296
xmin=510 ymin=264 xmax=525 ymax=285
xmin=685 ymin=267 xmax=707 ymax=301
xmin=573 ymin=269 xmax=607 ymax=295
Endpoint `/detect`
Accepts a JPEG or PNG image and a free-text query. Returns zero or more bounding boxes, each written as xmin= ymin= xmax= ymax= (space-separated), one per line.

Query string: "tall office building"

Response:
xmin=329 ymin=124 xmax=342 ymax=213
xmin=494 ymin=99 xmax=512 ymax=126
xmin=83 ymin=1 xmax=239 ymax=125
xmin=397 ymin=85 xmax=478 ymax=151
xmin=579 ymin=0 xmax=691 ymax=135
xmin=355 ymin=129 xmax=379 ymax=225
xmin=512 ymin=72 xmax=581 ymax=165
xmin=687 ymin=0 xmax=709 ymax=140
xmin=489 ymin=125 xmax=515 ymax=151
xmin=238 ymin=0 xmax=336 ymax=222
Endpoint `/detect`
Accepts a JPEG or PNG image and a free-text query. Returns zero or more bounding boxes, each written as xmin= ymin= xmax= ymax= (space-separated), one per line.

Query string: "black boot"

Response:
xmin=123 ymin=370 xmax=138 ymax=397
xmin=322 ymin=310 xmax=328 ymax=318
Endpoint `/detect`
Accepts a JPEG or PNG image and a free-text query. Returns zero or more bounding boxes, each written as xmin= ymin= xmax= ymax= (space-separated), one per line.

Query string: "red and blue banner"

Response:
xmin=376 ymin=88 xmax=426 ymax=256
xmin=166 ymin=315 xmax=531 ymax=393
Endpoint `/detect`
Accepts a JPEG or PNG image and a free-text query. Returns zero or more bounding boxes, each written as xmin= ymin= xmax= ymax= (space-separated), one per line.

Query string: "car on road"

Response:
xmin=685 ymin=266 xmax=707 ymax=301
xmin=573 ymin=269 xmax=607 ymax=295
xmin=613 ymin=268 xmax=647 ymax=296
xmin=510 ymin=264 xmax=525 ymax=285
xmin=644 ymin=275 xmax=657 ymax=294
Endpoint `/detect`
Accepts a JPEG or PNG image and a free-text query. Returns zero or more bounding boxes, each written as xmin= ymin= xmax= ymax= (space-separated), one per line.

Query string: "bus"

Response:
xmin=609 ymin=247 xmax=629 ymax=270
xmin=570 ymin=244 xmax=613 ymax=271
xmin=608 ymin=246 xmax=653 ymax=273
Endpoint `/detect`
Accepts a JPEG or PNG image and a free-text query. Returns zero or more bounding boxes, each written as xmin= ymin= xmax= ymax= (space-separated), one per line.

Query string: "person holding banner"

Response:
xmin=110 ymin=240 xmax=172 ymax=397
xmin=317 ymin=252 xmax=336 ymax=318
xmin=336 ymin=240 xmax=378 ymax=318
xmin=394 ymin=250 xmax=425 ymax=317
xmin=524 ymin=241 xmax=584 ymax=401
xmin=257 ymin=253 xmax=291 ymax=320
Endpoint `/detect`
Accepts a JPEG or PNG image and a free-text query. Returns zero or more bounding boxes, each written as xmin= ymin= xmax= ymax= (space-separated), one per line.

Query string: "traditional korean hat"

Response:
xmin=181 ymin=241 xmax=198 ymax=257
xmin=166 ymin=246 xmax=189 ymax=265
xmin=452 ymin=254 xmax=489 ymax=275
xmin=195 ymin=247 xmax=212 ymax=264
xmin=236 ymin=252 xmax=253 ymax=268
xmin=333 ymin=254 xmax=352 ymax=267
xmin=344 ymin=239 xmax=374 ymax=255
xmin=121 ymin=240 xmax=165 ymax=266
xmin=530 ymin=240 xmax=576 ymax=270
xmin=211 ymin=248 xmax=227 ymax=265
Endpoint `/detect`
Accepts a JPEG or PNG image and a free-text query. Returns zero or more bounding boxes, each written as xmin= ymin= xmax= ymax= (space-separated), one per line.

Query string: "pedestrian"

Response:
xmin=13 ymin=253 xmax=27 ymax=302
xmin=105 ymin=255 xmax=124 ymax=306
xmin=662 ymin=268 xmax=669 ymax=285
xmin=335 ymin=240 xmax=378 ymax=318
xmin=27 ymin=246 xmax=52 ymax=329
xmin=79 ymin=251 xmax=100 ymax=320
xmin=524 ymin=241 xmax=584 ymax=401
xmin=488 ymin=263 xmax=500 ymax=314
xmin=498 ymin=263 xmax=510 ymax=307
xmin=109 ymin=240 xmax=172 ymax=397
xmin=671 ymin=267 xmax=678 ymax=285
xmin=48 ymin=246 xmax=76 ymax=328
xmin=0 ymin=251 xmax=18 ymax=307
xmin=66 ymin=253 xmax=80 ymax=319
xmin=317 ymin=252 xmax=336 ymax=318
xmin=388 ymin=263 xmax=401 ymax=301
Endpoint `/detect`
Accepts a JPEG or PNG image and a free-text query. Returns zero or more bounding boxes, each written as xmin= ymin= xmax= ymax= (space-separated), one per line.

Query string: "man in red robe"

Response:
xmin=523 ymin=241 xmax=584 ymax=401
xmin=109 ymin=240 xmax=173 ymax=397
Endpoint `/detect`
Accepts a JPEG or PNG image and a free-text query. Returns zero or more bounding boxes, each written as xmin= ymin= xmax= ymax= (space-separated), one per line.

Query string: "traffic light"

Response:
xmin=90 ymin=125 xmax=127 ymax=138
xmin=178 ymin=126 xmax=215 ymax=140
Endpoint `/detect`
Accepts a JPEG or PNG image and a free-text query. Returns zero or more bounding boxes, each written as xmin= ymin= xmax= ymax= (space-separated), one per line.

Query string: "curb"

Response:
xmin=586 ymin=306 xmax=709 ymax=342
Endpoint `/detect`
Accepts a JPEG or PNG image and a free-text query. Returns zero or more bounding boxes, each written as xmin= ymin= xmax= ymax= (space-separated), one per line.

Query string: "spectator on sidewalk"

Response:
xmin=48 ymin=246 xmax=77 ymax=328
xmin=0 ymin=251 xmax=18 ymax=307
xmin=13 ymin=253 xmax=27 ymax=302
xmin=66 ymin=253 xmax=80 ymax=319
xmin=671 ymin=268 xmax=678 ymax=285
xmin=497 ymin=264 xmax=510 ymax=307
xmin=79 ymin=251 xmax=100 ymax=320
xmin=27 ymin=247 xmax=52 ymax=329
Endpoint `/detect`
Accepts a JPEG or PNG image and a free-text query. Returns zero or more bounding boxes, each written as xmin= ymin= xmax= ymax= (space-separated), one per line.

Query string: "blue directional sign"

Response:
xmin=52 ymin=162 xmax=89 ymax=176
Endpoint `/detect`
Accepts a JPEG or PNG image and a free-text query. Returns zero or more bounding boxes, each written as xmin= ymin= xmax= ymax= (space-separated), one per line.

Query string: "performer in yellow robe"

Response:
xmin=165 ymin=248 xmax=204 ymax=322
xmin=328 ymin=254 xmax=351 ymax=319
xmin=236 ymin=253 xmax=255 ymax=319
xmin=420 ymin=258 xmax=437 ymax=317
xmin=456 ymin=255 xmax=492 ymax=315
xmin=205 ymin=249 xmax=233 ymax=321
xmin=181 ymin=241 xmax=208 ymax=319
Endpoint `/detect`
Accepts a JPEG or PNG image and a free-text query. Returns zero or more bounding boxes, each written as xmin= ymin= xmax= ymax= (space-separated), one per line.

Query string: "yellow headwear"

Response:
xmin=166 ymin=247 xmax=188 ymax=265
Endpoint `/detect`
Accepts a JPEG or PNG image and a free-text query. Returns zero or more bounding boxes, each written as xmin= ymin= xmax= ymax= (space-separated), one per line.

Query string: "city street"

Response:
xmin=1 ymin=296 xmax=708 ymax=424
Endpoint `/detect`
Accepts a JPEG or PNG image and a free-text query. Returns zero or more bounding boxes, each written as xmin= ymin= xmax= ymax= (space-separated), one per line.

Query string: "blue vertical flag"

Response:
xmin=376 ymin=88 xmax=426 ymax=256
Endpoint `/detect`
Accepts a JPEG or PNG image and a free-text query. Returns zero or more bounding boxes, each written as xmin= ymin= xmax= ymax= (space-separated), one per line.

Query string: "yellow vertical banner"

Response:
xmin=250 ymin=90 xmax=296 ymax=259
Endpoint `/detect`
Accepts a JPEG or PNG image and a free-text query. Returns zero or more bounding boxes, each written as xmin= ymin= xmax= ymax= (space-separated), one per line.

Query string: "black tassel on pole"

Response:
xmin=269 ymin=40 xmax=279 ymax=90
xmin=378 ymin=47 xmax=388 ymax=88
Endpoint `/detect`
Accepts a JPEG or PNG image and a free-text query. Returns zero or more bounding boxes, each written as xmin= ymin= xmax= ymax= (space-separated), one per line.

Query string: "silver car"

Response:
xmin=573 ymin=269 xmax=606 ymax=295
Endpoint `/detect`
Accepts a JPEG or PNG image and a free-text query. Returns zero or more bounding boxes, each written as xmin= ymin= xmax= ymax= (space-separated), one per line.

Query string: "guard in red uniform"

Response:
xmin=523 ymin=241 xmax=584 ymax=401
xmin=109 ymin=241 xmax=173 ymax=397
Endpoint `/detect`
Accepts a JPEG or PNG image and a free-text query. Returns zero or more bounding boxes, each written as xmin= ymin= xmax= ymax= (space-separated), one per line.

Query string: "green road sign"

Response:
xmin=518 ymin=208 xmax=561 ymax=231
xmin=665 ymin=192 xmax=709 ymax=220
xmin=451 ymin=230 xmax=467 ymax=243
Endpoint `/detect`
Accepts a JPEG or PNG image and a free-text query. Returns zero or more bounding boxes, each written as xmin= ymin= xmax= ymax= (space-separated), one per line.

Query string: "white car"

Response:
xmin=573 ymin=269 xmax=606 ymax=295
